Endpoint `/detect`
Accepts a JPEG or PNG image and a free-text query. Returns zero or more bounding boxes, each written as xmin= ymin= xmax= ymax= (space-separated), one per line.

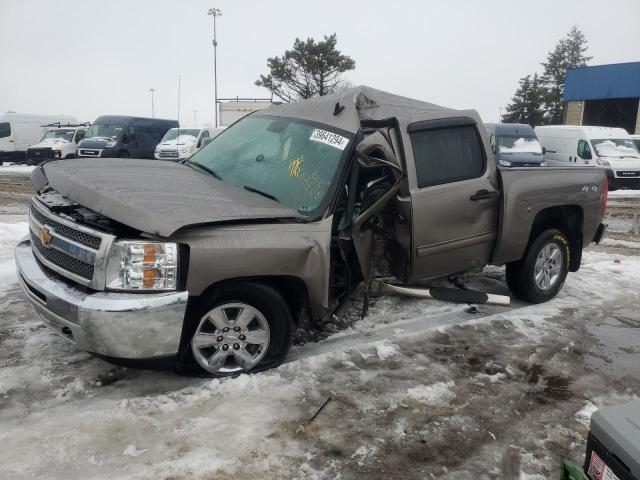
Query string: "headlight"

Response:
xmin=106 ymin=240 xmax=178 ymax=291
xmin=105 ymin=141 xmax=117 ymax=147
xmin=52 ymin=149 xmax=61 ymax=158
xmin=498 ymin=159 xmax=512 ymax=167
xmin=595 ymin=158 xmax=609 ymax=167
xmin=540 ymin=161 xmax=547 ymax=167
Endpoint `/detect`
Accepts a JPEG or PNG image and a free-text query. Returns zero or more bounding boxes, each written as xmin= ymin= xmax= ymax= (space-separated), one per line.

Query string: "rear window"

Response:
xmin=410 ymin=125 xmax=485 ymax=188
xmin=0 ymin=122 xmax=10 ymax=138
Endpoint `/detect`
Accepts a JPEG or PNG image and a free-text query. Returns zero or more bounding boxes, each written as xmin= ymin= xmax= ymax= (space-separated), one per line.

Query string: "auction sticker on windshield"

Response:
xmin=309 ymin=129 xmax=349 ymax=150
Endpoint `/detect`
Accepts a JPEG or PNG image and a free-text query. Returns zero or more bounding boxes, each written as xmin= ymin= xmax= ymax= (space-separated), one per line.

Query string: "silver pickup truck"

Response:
xmin=16 ymin=86 xmax=607 ymax=376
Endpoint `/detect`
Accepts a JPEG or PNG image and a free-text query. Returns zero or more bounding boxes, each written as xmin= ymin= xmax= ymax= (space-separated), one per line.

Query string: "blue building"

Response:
xmin=563 ymin=61 xmax=640 ymax=134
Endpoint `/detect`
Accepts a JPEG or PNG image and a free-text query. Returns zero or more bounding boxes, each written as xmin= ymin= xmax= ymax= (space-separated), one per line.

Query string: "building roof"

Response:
xmin=564 ymin=62 xmax=640 ymax=101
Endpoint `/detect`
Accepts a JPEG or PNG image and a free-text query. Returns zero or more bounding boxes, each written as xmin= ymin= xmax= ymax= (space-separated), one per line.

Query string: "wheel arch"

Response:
xmin=527 ymin=205 xmax=584 ymax=272
xmin=194 ymin=275 xmax=313 ymax=325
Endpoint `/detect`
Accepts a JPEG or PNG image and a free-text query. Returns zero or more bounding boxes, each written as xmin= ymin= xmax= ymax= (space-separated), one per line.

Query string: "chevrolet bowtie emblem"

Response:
xmin=40 ymin=227 xmax=53 ymax=246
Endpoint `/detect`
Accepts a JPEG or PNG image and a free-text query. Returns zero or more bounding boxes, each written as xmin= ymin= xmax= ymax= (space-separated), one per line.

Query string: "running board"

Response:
xmin=382 ymin=284 xmax=511 ymax=306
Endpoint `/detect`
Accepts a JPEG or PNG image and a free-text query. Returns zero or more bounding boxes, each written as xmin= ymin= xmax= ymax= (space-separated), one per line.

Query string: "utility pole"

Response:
xmin=207 ymin=7 xmax=222 ymax=127
xmin=149 ymin=88 xmax=156 ymax=118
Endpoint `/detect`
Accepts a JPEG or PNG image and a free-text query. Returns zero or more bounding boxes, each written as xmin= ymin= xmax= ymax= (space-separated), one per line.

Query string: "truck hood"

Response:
xmin=29 ymin=139 xmax=70 ymax=149
xmin=496 ymin=152 xmax=545 ymax=165
xmin=36 ymin=158 xmax=302 ymax=237
xmin=601 ymin=156 xmax=640 ymax=170
xmin=78 ymin=138 xmax=115 ymax=148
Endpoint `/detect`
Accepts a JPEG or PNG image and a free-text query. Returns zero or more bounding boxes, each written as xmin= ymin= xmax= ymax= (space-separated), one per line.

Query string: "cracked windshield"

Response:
xmin=188 ymin=115 xmax=352 ymax=216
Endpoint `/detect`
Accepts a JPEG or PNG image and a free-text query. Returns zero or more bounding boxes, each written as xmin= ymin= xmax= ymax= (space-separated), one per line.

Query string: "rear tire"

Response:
xmin=178 ymin=282 xmax=293 ymax=377
xmin=506 ymin=229 xmax=570 ymax=303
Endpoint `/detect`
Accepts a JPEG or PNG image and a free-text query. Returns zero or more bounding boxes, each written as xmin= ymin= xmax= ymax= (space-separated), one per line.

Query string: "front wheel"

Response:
xmin=179 ymin=283 xmax=293 ymax=377
xmin=506 ymin=229 xmax=570 ymax=303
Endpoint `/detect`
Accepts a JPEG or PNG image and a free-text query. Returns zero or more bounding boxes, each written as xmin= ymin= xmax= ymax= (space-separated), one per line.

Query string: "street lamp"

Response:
xmin=149 ymin=88 xmax=156 ymax=118
xmin=207 ymin=7 xmax=222 ymax=127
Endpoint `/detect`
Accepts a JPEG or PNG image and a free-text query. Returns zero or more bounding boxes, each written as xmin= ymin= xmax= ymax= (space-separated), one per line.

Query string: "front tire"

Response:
xmin=179 ymin=283 xmax=293 ymax=377
xmin=506 ymin=229 xmax=570 ymax=303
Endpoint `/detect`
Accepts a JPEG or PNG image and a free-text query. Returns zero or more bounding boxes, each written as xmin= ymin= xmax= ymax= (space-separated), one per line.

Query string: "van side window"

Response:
xmin=577 ymin=139 xmax=592 ymax=160
xmin=124 ymin=126 xmax=136 ymax=143
xmin=0 ymin=122 xmax=11 ymax=138
xmin=410 ymin=125 xmax=485 ymax=188
xmin=75 ymin=130 xmax=86 ymax=143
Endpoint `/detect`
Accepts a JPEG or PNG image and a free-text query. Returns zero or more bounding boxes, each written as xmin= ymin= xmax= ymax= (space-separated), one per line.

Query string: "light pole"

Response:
xmin=207 ymin=7 xmax=222 ymax=127
xmin=149 ymin=88 xmax=156 ymax=118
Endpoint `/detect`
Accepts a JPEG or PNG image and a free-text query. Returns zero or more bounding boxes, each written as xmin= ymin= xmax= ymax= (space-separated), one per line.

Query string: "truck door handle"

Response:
xmin=470 ymin=189 xmax=498 ymax=201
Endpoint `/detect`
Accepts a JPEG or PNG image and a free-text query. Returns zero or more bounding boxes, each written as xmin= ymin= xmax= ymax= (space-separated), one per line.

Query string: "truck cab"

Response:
xmin=484 ymin=123 xmax=546 ymax=167
xmin=26 ymin=124 xmax=88 ymax=164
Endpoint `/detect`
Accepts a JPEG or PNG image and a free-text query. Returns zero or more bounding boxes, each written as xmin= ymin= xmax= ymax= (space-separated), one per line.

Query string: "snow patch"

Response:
xmin=374 ymin=341 xmax=400 ymax=360
xmin=575 ymin=401 xmax=599 ymax=425
xmin=406 ymin=381 xmax=455 ymax=405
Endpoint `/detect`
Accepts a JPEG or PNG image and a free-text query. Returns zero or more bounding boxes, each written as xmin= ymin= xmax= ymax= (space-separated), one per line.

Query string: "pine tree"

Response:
xmin=540 ymin=26 xmax=592 ymax=124
xmin=502 ymin=75 xmax=531 ymax=124
xmin=256 ymin=34 xmax=355 ymax=102
xmin=502 ymin=73 xmax=545 ymax=126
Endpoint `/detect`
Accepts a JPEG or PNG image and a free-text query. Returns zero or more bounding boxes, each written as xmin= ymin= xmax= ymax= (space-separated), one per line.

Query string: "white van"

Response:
xmin=154 ymin=126 xmax=223 ymax=160
xmin=535 ymin=126 xmax=640 ymax=189
xmin=0 ymin=112 xmax=78 ymax=163
xmin=26 ymin=124 xmax=88 ymax=165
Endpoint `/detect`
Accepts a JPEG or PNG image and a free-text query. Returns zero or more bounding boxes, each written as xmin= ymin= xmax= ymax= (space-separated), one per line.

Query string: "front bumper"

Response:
xmin=15 ymin=238 xmax=189 ymax=359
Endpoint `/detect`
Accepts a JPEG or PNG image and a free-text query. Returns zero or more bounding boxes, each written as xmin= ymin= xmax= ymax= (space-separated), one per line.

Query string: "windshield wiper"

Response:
xmin=186 ymin=160 xmax=221 ymax=180
xmin=243 ymin=185 xmax=279 ymax=202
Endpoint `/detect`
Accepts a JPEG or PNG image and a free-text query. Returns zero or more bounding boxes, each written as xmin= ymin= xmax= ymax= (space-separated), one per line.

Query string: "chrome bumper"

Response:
xmin=15 ymin=238 xmax=188 ymax=359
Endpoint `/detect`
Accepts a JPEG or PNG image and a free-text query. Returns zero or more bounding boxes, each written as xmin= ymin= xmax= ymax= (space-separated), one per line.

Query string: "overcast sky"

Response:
xmin=1 ymin=0 xmax=638 ymax=126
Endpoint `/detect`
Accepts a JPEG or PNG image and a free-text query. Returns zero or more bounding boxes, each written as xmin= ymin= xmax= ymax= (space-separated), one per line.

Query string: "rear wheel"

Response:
xmin=506 ymin=229 xmax=570 ymax=303
xmin=180 ymin=283 xmax=293 ymax=377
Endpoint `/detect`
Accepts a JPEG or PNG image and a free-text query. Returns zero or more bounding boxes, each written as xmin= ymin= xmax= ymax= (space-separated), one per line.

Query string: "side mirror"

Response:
xmin=122 ymin=134 xmax=130 ymax=144
xmin=491 ymin=145 xmax=498 ymax=154
xmin=542 ymin=146 xmax=546 ymax=155
xmin=201 ymin=137 xmax=213 ymax=147
xmin=355 ymin=131 xmax=399 ymax=169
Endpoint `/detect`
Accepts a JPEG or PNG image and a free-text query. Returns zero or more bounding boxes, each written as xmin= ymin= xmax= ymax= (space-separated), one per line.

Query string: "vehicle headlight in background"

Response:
xmin=105 ymin=141 xmax=117 ymax=147
xmin=540 ymin=161 xmax=547 ymax=167
xmin=52 ymin=150 xmax=61 ymax=158
xmin=595 ymin=158 xmax=610 ymax=167
xmin=106 ymin=241 xmax=178 ymax=291
xmin=498 ymin=159 xmax=512 ymax=167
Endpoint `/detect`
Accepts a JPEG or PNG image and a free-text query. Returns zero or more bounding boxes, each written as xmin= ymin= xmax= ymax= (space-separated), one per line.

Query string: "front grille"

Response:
xmin=27 ymin=148 xmax=52 ymax=161
xmin=30 ymin=204 xmax=102 ymax=250
xmin=159 ymin=150 xmax=179 ymax=158
xmin=30 ymin=231 xmax=94 ymax=280
xmin=616 ymin=171 xmax=640 ymax=178
xmin=79 ymin=149 xmax=101 ymax=157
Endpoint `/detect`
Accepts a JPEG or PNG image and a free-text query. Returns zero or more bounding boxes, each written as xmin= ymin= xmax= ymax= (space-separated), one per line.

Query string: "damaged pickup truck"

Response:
xmin=16 ymin=86 xmax=608 ymax=376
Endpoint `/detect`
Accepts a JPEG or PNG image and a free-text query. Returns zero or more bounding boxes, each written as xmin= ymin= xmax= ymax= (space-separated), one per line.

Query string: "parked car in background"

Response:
xmin=154 ymin=126 xmax=223 ymax=160
xmin=17 ymin=86 xmax=607 ymax=377
xmin=0 ymin=112 xmax=78 ymax=163
xmin=536 ymin=126 xmax=640 ymax=189
xmin=78 ymin=116 xmax=178 ymax=159
xmin=484 ymin=123 xmax=546 ymax=167
xmin=26 ymin=124 xmax=88 ymax=165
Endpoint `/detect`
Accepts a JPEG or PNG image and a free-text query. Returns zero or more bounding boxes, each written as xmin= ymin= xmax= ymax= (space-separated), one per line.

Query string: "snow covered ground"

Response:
xmin=0 ymin=163 xmax=35 ymax=174
xmin=1 ymin=174 xmax=639 ymax=479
